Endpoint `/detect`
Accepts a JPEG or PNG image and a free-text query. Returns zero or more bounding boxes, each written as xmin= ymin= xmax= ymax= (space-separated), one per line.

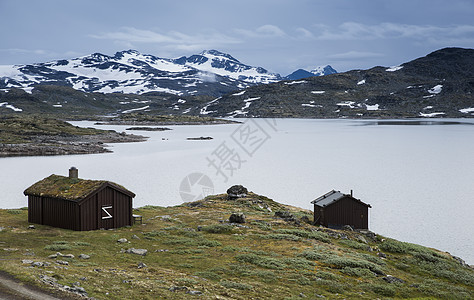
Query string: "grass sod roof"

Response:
xmin=23 ymin=174 xmax=135 ymax=201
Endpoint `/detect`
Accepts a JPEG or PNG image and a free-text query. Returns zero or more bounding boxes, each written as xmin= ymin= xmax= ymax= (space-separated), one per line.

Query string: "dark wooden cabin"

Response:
xmin=311 ymin=190 xmax=371 ymax=229
xmin=24 ymin=167 xmax=135 ymax=231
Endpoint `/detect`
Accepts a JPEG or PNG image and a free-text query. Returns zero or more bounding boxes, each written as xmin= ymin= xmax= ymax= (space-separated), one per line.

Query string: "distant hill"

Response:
xmin=285 ymin=65 xmax=337 ymax=80
xmin=200 ymin=48 xmax=474 ymax=118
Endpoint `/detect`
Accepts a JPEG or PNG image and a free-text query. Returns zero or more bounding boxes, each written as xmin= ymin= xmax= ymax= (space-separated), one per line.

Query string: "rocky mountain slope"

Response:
xmin=202 ymin=48 xmax=474 ymax=118
xmin=0 ymin=48 xmax=472 ymax=118
xmin=0 ymin=50 xmax=282 ymax=97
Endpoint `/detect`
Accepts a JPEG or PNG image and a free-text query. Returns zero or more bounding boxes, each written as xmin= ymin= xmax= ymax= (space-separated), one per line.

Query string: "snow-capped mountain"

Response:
xmin=0 ymin=50 xmax=281 ymax=96
xmin=285 ymin=65 xmax=337 ymax=80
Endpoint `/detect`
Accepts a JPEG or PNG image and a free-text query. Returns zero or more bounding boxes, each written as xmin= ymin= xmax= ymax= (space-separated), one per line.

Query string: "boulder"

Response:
xmin=131 ymin=234 xmax=140 ymax=240
xmin=126 ymin=248 xmax=147 ymax=256
xmin=21 ymin=259 xmax=34 ymax=264
xmin=229 ymin=212 xmax=246 ymax=223
xmin=186 ymin=290 xmax=203 ymax=295
xmin=117 ymin=238 xmax=128 ymax=243
xmin=78 ymin=254 xmax=90 ymax=259
xmin=227 ymin=185 xmax=248 ymax=199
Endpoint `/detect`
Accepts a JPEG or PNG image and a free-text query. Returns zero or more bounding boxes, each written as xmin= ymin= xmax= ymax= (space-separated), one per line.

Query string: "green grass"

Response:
xmin=0 ymin=192 xmax=472 ymax=300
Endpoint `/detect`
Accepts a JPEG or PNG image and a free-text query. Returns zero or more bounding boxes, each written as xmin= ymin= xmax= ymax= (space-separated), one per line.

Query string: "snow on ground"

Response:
xmin=232 ymin=90 xmax=246 ymax=96
xmin=0 ymin=102 xmax=22 ymax=112
xmin=366 ymin=104 xmax=379 ymax=111
xmin=423 ymin=95 xmax=435 ymax=98
xmin=459 ymin=107 xmax=474 ymax=113
xmin=311 ymin=91 xmax=325 ymax=94
xmin=386 ymin=66 xmax=403 ymax=72
xmin=428 ymin=85 xmax=442 ymax=94
xmin=52 ymin=104 xmax=63 ymax=108
xmin=423 ymin=106 xmax=433 ymax=110
xmin=357 ymin=79 xmax=366 ymax=85
xmin=285 ymin=80 xmax=307 ymax=85
xmin=200 ymin=97 xmax=220 ymax=115
xmin=419 ymin=112 xmax=445 ymax=117
xmin=178 ymin=99 xmax=186 ymax=103
xmin=337 ymin=101 xmax=356 ymax=108
xmin=228 ymin=97 xmax=261 ymax=116
xmin=121 ymin=105 xmax=150 ymax=114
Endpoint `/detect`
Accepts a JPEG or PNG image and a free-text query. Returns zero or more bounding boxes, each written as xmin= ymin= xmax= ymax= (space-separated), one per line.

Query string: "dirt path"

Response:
xmin=0 ymin=271 xmax=73 ymax=300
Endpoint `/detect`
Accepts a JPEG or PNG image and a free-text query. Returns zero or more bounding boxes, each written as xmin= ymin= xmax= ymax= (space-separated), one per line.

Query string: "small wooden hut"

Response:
xmin=24 ymin=167 xmax=135 ymax=231
xmin=311 ymin=190 xmax=371 ymax=229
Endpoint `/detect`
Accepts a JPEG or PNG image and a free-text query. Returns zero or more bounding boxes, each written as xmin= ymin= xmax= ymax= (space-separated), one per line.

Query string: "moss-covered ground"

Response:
xmin=0 ymin=193 xmax=472 ymax=299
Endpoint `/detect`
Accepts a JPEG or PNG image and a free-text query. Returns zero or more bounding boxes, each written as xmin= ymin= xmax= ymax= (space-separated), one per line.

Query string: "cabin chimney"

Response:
xmin=69 ymin=167 xmax=78 ymax=179
xmin=350 ymin=189 xmax=353 ymax=197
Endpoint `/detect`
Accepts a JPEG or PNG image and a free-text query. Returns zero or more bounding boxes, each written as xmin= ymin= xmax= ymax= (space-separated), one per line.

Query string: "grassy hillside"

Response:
xmin=0 ymin=192 xmax=472 ymax=299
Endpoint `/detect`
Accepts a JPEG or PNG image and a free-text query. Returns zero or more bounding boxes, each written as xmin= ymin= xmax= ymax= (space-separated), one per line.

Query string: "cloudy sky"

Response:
xmin=1 ymin=0 xmax=473 ymax=75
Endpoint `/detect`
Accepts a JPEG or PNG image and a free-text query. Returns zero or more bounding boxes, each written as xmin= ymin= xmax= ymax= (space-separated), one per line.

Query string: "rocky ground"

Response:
xmin=0 ymin=115 xmax=146 ymax=157
xmin=0 ymin=132 xmax=146 ymax=157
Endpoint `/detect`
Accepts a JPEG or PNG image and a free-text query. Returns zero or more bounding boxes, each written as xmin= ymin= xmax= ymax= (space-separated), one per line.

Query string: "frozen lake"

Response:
xmin=1 ymin=118 xmax=473 ymax=264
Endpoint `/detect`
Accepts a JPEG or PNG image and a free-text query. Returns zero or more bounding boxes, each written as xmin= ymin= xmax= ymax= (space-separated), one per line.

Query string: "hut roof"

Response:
xmin=24 ymin=175 xmax=135 ymax=201
xmin=311 ymin=190 xmax=371 ymax=208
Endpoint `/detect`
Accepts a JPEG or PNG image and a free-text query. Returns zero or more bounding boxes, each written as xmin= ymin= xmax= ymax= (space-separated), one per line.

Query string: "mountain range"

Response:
xmin=201 ymin=47 xmax=474 ymax=118
xmin=0 ymin=50 xmax=335 ymax=97
xmin=0 ymin=47 xmax=472 ymax=119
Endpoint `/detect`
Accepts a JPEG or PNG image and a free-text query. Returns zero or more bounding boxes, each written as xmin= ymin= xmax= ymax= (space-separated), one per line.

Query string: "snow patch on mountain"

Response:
xmin=386 ymin=66 xmax=403 ymax=72
xmin=428 ymin=85 xmax=442 ymax=94
xmin=0 ymin=49 xmax=282 ymax=96
xmin=0 ymin=102 xmax=22 ymax=112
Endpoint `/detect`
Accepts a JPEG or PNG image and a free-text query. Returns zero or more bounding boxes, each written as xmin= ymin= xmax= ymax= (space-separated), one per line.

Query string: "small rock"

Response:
xmin=21 ymin=259 xmax=34 ymax=264
xmin=61 ymin=254 xmax=75 ymax=259
xmin=137 ymin=262 xmax=147 ymax=269
xmin=229 ymin=212 xmax=246 ymax=224
xmin=356 ymin=235 xmax=368 ymax=244
xmin=78 ymin=254 xmax=90 ymax=259
xmin=377 ymin=252 xmax=387 ymax=259
xmin=342 ymin=225 xmax=354 ymax=231
xmin=56 ymin=260 xmax=69 ymax=265
xmin=227 ymin=185 xmax=248 ymax=199
xmin=186 ymin=290 xmax=203 ymax=295
xmin=117 ymin=238 xmax=128 ymax=243
xmin=131 ymin=234 xmax=140 ymax=239
xmin=28 ymin=225 xmax=35 ymax=229
xmin=32 ymin=262 xmax=44 ymax=267
xmin=169 ymin=286 xmax=189 ymax=292
xmin=299 ymin=292 xmax=307 ymax=297
xmin=0 ymin=227 xmax=5 ymax=232
xmin=79 ymin=277 xmax=87 ymax=281
xmin=126 ymin=248 xmax=147 ymax=256
xmin=197 ymin=226 xmax=202 ymax=231
xmin=383 ymin=275 xmax=405 ymax=284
